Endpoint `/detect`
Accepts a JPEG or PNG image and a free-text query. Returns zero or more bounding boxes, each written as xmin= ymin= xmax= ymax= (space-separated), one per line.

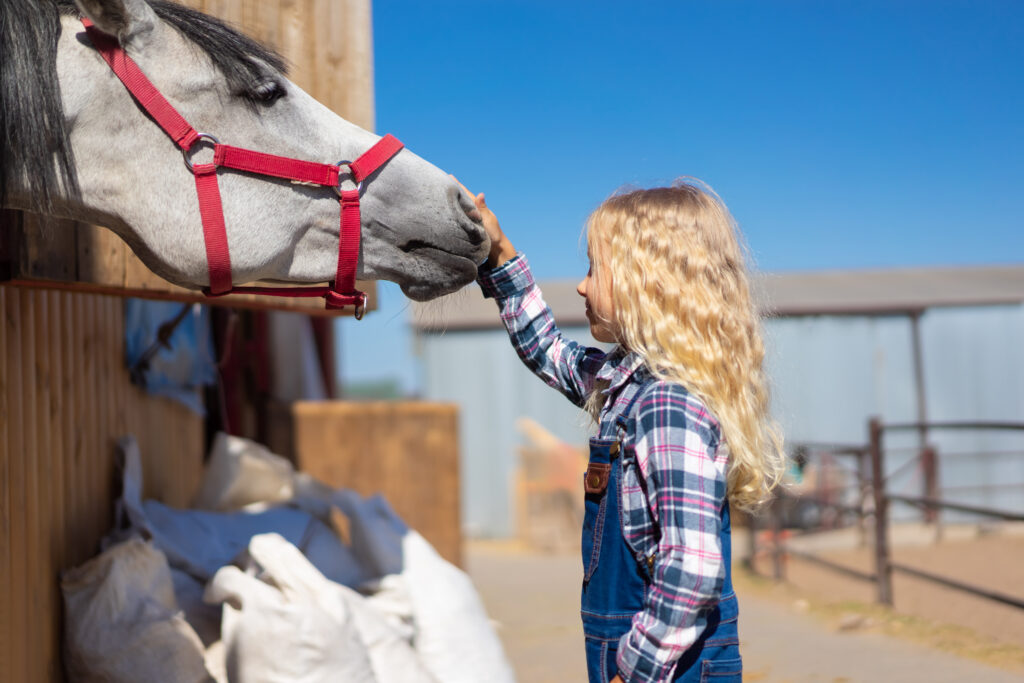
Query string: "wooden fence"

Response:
xmin=752 ymin=418 xmax=1024 ymax=611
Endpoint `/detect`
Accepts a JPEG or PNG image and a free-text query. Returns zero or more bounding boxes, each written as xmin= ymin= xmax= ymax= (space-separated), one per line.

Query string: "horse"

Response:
xmin=0 ymin=0 xmax=489 ymax=304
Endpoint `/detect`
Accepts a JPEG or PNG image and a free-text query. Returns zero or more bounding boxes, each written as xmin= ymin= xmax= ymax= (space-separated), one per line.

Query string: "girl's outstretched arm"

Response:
xmin=455 ymin=179 xmax=606 ymax=407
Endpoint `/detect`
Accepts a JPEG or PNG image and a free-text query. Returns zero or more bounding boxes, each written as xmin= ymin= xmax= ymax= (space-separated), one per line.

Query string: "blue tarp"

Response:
xmin=123 ymin=300 xmax=217 ymax=414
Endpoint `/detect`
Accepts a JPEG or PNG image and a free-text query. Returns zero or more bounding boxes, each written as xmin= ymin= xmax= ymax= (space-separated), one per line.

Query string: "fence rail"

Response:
xmin=753 ymin=417 xmax=1024 ymax=611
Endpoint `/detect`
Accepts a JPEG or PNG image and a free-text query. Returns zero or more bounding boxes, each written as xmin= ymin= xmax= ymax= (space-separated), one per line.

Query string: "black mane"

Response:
xmin=1 ymin=0 xmax=287 ymax=213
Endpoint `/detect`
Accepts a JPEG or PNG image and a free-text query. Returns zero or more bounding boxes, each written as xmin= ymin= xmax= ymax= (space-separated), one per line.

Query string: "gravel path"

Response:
xmin=466 ymin=540 xmax=1023 ymax=683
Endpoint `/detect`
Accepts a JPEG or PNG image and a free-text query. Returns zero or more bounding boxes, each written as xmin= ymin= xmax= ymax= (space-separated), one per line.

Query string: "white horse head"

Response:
xmin=0 ymin=0 xmax=488 ymax=301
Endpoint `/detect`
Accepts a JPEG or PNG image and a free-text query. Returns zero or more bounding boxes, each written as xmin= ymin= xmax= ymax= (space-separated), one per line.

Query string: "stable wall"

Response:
xmin=1 ymin=1 xmax=379 ymax=680
xmin=0 ymin=287 xmax=205 ymax=682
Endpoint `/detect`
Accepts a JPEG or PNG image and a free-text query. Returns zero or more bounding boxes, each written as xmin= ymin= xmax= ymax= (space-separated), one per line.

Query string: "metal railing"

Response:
xmin=751 ymin=418 xmax=1024 ymax=610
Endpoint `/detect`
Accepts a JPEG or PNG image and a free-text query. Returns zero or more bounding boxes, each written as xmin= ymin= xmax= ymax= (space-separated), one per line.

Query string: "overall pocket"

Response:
xmin=700 ymin=655 xmax=742 ymax=682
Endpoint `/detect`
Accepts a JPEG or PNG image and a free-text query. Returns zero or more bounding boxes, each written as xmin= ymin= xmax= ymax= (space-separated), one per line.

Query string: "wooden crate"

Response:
xmin=267 ymin=400 xmax=463 ymax=567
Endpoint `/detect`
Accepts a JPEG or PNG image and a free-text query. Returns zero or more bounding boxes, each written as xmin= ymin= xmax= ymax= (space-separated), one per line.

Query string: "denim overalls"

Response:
xmin=581 ymin=388 xmax=742 ymax=683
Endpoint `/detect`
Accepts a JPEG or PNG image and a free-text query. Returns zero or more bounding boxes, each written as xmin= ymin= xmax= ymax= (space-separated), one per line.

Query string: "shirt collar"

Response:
xmin=596 ymin=347 xmax=647 ymax=395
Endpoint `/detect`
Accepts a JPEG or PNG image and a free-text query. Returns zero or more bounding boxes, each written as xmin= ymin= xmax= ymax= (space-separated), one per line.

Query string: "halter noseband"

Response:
xmin=81 ymin=18 xmax=404 ymax=319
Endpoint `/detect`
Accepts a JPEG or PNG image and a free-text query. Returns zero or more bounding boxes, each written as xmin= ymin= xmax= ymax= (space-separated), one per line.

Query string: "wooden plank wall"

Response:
xmin=1 ymin=3 xmax=380 ymax=680
xmin=1 ymin=0 xmax=376 ymax=317
xmin=266 ymin=401 xmax=463 ymax=568
xmin=0 ymin=287 xmax=205 ymax=682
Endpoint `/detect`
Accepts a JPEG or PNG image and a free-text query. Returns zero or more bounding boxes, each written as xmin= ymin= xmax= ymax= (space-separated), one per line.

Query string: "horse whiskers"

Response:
xmin=412 ymin=289 xmax=469 ymax=336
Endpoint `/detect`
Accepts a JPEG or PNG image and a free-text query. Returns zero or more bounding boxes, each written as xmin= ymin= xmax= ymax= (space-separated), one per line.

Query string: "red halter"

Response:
xmin=81 ymin=18 xmax=404 ymax=318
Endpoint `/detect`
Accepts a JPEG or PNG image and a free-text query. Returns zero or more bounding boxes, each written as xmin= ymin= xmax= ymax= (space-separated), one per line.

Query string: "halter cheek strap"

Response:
xmin=81 ymin=18 xmax=404 ymax=318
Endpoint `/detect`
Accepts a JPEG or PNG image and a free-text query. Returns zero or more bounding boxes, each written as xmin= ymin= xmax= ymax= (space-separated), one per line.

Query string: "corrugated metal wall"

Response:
xmin=0 ymin=287 xmax=204 ymax=682
xmin=419 ymin=304 xmax=1024 ymax=537
xmin=766 ymin=304 xmax=1024 ymax=518
xmin=419 ymin=326 xmax=606 ymax=537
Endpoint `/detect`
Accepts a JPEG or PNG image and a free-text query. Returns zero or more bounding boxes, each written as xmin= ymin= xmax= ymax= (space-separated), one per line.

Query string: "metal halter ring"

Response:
xmin=183 ymin=133 xmax=220 ymax=172
xmin=353 ymin=292 xmax=367 ymax=320
xmin=333 ymin=161 xmax=364 ymax=197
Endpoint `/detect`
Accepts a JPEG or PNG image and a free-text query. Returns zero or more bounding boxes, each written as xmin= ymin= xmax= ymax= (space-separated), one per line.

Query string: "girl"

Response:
xmin=463 ymin=179 xmax=785 ymax=683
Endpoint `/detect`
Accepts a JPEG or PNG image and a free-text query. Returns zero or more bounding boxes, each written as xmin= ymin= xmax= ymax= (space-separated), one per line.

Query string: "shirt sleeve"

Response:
xmin=616 ymin=382 xmax=728 ymax=683
xmin=477 ymin=254 xmax=605 ymax=407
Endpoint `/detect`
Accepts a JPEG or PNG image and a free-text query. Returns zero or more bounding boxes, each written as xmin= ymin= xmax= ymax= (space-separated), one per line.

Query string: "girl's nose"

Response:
xmin=577 ymin=279 xmax=587 ymax=297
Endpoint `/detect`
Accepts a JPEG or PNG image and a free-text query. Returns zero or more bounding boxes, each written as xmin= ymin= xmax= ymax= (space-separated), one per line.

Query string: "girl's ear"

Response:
xmin=75 ymin=0 xmax=157 ymax=46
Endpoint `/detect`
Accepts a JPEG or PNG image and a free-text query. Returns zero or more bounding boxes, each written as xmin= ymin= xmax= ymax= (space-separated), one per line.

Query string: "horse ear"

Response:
xmin=75 ymin=0 xmax=158 ymax=45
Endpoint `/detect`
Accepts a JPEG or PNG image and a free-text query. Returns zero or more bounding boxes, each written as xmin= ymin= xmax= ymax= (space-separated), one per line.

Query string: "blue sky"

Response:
xmin=336 ymin=0 xmax=1023 ymax=393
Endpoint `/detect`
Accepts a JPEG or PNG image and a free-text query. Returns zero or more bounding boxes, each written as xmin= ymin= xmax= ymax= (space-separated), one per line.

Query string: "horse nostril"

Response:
xmin=447 ymin=182 xmax=487 ymax=247
xmin=452 ymin=183 xmax=483 ymax=223
xmin=464 ymin=220 xmax=486 ymax=246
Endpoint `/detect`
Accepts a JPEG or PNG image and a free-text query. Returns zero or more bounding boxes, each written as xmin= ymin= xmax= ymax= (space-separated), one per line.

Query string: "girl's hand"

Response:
xmin=451 ymin=175 xmax=516 ymax=269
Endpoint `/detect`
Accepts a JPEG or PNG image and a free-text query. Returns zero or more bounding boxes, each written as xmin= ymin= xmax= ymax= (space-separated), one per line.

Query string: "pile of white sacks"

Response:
xmin=61 ymin=433 xmax=516 ymax=683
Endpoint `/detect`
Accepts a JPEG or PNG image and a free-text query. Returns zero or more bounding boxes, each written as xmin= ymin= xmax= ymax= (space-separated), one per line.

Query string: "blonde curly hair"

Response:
xmin=585 ymin=180 xmax=785 ymax=511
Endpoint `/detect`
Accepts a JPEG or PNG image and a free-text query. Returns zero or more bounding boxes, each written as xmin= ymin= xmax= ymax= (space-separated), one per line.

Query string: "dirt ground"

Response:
xmin=466 ymin=522 xmax=1024 ymax=682
xmin=765 ymin=522 xmax=1024 ymax=650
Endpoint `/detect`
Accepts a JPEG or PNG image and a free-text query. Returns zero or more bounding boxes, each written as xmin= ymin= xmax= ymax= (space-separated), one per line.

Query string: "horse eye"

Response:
xmin=250 ymin=80 xmax=286 ymax=104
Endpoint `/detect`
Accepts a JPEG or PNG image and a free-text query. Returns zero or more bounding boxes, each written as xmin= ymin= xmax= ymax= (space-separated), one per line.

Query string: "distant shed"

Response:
xmin=412 ymin=264 xmax=1024 ymax=537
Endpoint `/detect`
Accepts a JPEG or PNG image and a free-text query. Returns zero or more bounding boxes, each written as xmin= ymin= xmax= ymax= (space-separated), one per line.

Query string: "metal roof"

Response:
xmin=411 ymin=263 xmax=1024 ymax=332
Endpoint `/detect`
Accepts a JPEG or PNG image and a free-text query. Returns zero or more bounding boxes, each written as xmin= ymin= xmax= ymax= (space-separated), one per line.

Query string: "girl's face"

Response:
xmin=577 ymin=231 xmax=618 ymax=343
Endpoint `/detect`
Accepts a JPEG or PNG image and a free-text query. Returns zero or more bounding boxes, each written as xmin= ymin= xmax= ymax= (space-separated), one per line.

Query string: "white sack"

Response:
xmin=206 ymin=534 xmax=378 ymax=683
xmin=190 ymin=432 xmax=338 ymax=523
xmin=400 ymin=530 xmax=516 ymax=683
xmin=62 ymin=538 xmax=213 ymax=683
xmin=336 ymin=493 xmax=516 ymax=683
xmin=193 ymin=432 xmax=295 ymax=511
xmin=228 ymin=533 xmax=437 ymax=683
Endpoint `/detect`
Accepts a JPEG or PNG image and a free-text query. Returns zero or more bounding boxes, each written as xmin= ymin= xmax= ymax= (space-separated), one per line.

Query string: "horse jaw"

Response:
xmin=52 ymin=4 xmax=488 ymax=300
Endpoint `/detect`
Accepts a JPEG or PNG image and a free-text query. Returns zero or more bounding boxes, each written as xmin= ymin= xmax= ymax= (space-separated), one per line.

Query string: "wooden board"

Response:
xmin=0 ymin=286 xmax=205 ymax=682
xmin=267 ymin=400 xmax=464 ymax=567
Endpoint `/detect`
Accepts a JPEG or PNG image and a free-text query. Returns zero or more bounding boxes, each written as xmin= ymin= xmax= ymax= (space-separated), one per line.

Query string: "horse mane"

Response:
xmin=1 ymin=0 xmax=287 ymax=213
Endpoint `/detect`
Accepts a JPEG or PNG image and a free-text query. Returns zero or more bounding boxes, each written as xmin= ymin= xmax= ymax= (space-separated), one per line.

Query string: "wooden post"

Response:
xmin=743 ymin=508 xmax=757 ymax=573
xmin=857 ymin=448 xmax=870 ymax=547
xmin=771 ymin=496 xmax=785 ymax=581
xmin=909 ymin=311 xmax=929 ymax=460
xmin=869 ymin=417 xmax=893 ymax=605
xmin=921 ymin=446 xmax=938 ymax=523
xmin=921 ymin=445 xmax=945 ymax=542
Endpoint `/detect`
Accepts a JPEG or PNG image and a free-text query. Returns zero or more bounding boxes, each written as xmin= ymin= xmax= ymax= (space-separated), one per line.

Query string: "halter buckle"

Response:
xmin=333 ymin=160 xmax=364 ymax=196
xmin=183 ymin=133 xmax=220 ymax=172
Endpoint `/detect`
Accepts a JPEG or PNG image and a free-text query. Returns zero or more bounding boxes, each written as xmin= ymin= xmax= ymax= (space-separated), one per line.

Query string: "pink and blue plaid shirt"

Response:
xmin=480 ymin=254 xmax=731 ymax=683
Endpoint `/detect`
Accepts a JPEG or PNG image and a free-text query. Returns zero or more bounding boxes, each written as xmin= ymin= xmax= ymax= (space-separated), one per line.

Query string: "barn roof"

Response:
xmin=410 ymin=263 xmax=1024 ymax=332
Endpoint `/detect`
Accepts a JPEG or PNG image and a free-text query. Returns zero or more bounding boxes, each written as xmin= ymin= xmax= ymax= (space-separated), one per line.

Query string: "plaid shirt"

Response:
xmin=479 ymin=255 xmax=730 ymax=683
